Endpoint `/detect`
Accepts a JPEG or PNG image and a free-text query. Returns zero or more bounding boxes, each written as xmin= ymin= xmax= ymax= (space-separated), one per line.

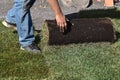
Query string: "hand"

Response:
xmin=55 ymin=14 xmax=67 ymax=32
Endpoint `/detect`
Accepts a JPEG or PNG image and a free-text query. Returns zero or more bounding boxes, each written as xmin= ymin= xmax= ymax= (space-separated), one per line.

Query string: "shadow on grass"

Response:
xmin=115 ymin=31 xmax=120 ymax=41
xmin=34 ymin=30 xmax=41 ymax=44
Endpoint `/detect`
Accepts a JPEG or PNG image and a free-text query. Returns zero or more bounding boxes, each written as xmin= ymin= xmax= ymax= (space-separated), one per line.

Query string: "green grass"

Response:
xmin=1 ymin=8 xmax=120 ymax=80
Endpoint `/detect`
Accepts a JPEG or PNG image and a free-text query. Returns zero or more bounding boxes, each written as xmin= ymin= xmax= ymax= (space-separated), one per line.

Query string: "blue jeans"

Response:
xmin=6 ymin=0 xmax=36 ymax=47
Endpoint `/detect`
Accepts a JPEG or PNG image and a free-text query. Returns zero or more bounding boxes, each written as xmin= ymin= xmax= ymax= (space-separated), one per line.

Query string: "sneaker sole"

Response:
xmin=20 ymin=46 xmax=41 ymax=53
xmin=2 ymin=20 xmax=17 ymax=30
xmin=20 ymin=46 xmax=25 ymax=50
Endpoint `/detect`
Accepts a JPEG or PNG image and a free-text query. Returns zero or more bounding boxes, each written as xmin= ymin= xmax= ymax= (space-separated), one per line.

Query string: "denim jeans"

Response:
xmin=6 ymin=0 xmax=36 ymax=47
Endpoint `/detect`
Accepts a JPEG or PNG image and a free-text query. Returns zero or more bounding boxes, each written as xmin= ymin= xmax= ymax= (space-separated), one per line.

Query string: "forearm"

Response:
xmin=47 ymin=0 xmax=63 ymax=15
xmin=47 ymin=0 xmax=67 ymax=32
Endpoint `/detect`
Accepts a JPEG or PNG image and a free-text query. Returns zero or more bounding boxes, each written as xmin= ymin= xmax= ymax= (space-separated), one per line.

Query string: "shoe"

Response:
xmin=20 ymin=43 xmax=41 ymax=53
xmin=2 ymin=20 xmax=17 ymax=30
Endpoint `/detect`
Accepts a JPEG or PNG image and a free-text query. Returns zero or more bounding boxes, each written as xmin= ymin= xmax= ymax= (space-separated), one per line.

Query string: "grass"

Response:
xmin=0 ymin=8 xmax=120 ymax=80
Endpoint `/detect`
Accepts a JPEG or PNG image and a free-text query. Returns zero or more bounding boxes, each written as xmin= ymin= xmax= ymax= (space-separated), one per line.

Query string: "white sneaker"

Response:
xmin=2 ymin=20 xmax=17 ymax=30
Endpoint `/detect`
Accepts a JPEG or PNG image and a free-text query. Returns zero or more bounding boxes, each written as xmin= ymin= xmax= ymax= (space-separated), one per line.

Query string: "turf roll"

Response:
xmin=41 ymin=18 xmax=116 ymax=45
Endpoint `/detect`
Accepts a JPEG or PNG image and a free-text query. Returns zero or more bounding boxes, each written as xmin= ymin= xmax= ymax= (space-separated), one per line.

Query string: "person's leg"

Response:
xmin=2 ymin=4 xmax=17 ymax=30
xmin=14 ymin=0 xmax=35 ymax=47
xmin=14 ymin=0 xmax=40 ymax=53
xmin=5 ymin=5 xmax=16 ymax=24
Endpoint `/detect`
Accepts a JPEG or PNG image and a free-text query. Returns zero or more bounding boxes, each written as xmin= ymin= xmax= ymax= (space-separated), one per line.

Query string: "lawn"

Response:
xmin=0 ymin=8 xmax=120 ymax=80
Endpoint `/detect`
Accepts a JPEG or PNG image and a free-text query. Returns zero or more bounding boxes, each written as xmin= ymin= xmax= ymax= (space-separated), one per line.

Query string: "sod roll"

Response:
xmin=41 ymin=18 xmax=116 ymax=45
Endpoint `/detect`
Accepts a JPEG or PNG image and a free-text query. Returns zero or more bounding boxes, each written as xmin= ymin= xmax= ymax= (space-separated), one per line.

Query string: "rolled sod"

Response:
xmin=41 ymin=18 xmax=116 ymax=45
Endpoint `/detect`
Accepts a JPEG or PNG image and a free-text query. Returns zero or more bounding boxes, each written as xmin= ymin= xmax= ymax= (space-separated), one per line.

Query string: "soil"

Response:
xmin=46 ymin=18 xmax=115 ymax=45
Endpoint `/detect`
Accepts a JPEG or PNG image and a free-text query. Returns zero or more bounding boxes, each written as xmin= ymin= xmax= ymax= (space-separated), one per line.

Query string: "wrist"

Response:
xmin=55 ymin=12 xmax=64 ymax=17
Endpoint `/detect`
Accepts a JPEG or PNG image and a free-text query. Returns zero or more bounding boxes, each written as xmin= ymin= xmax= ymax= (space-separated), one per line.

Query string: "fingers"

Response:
xmin=55 ymin=15 xmax=69 ymax=32
xmin=57 ymin=18 xmax=75 ymax=32
xmin=57 ymin=21 xmax=67 ymax=32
